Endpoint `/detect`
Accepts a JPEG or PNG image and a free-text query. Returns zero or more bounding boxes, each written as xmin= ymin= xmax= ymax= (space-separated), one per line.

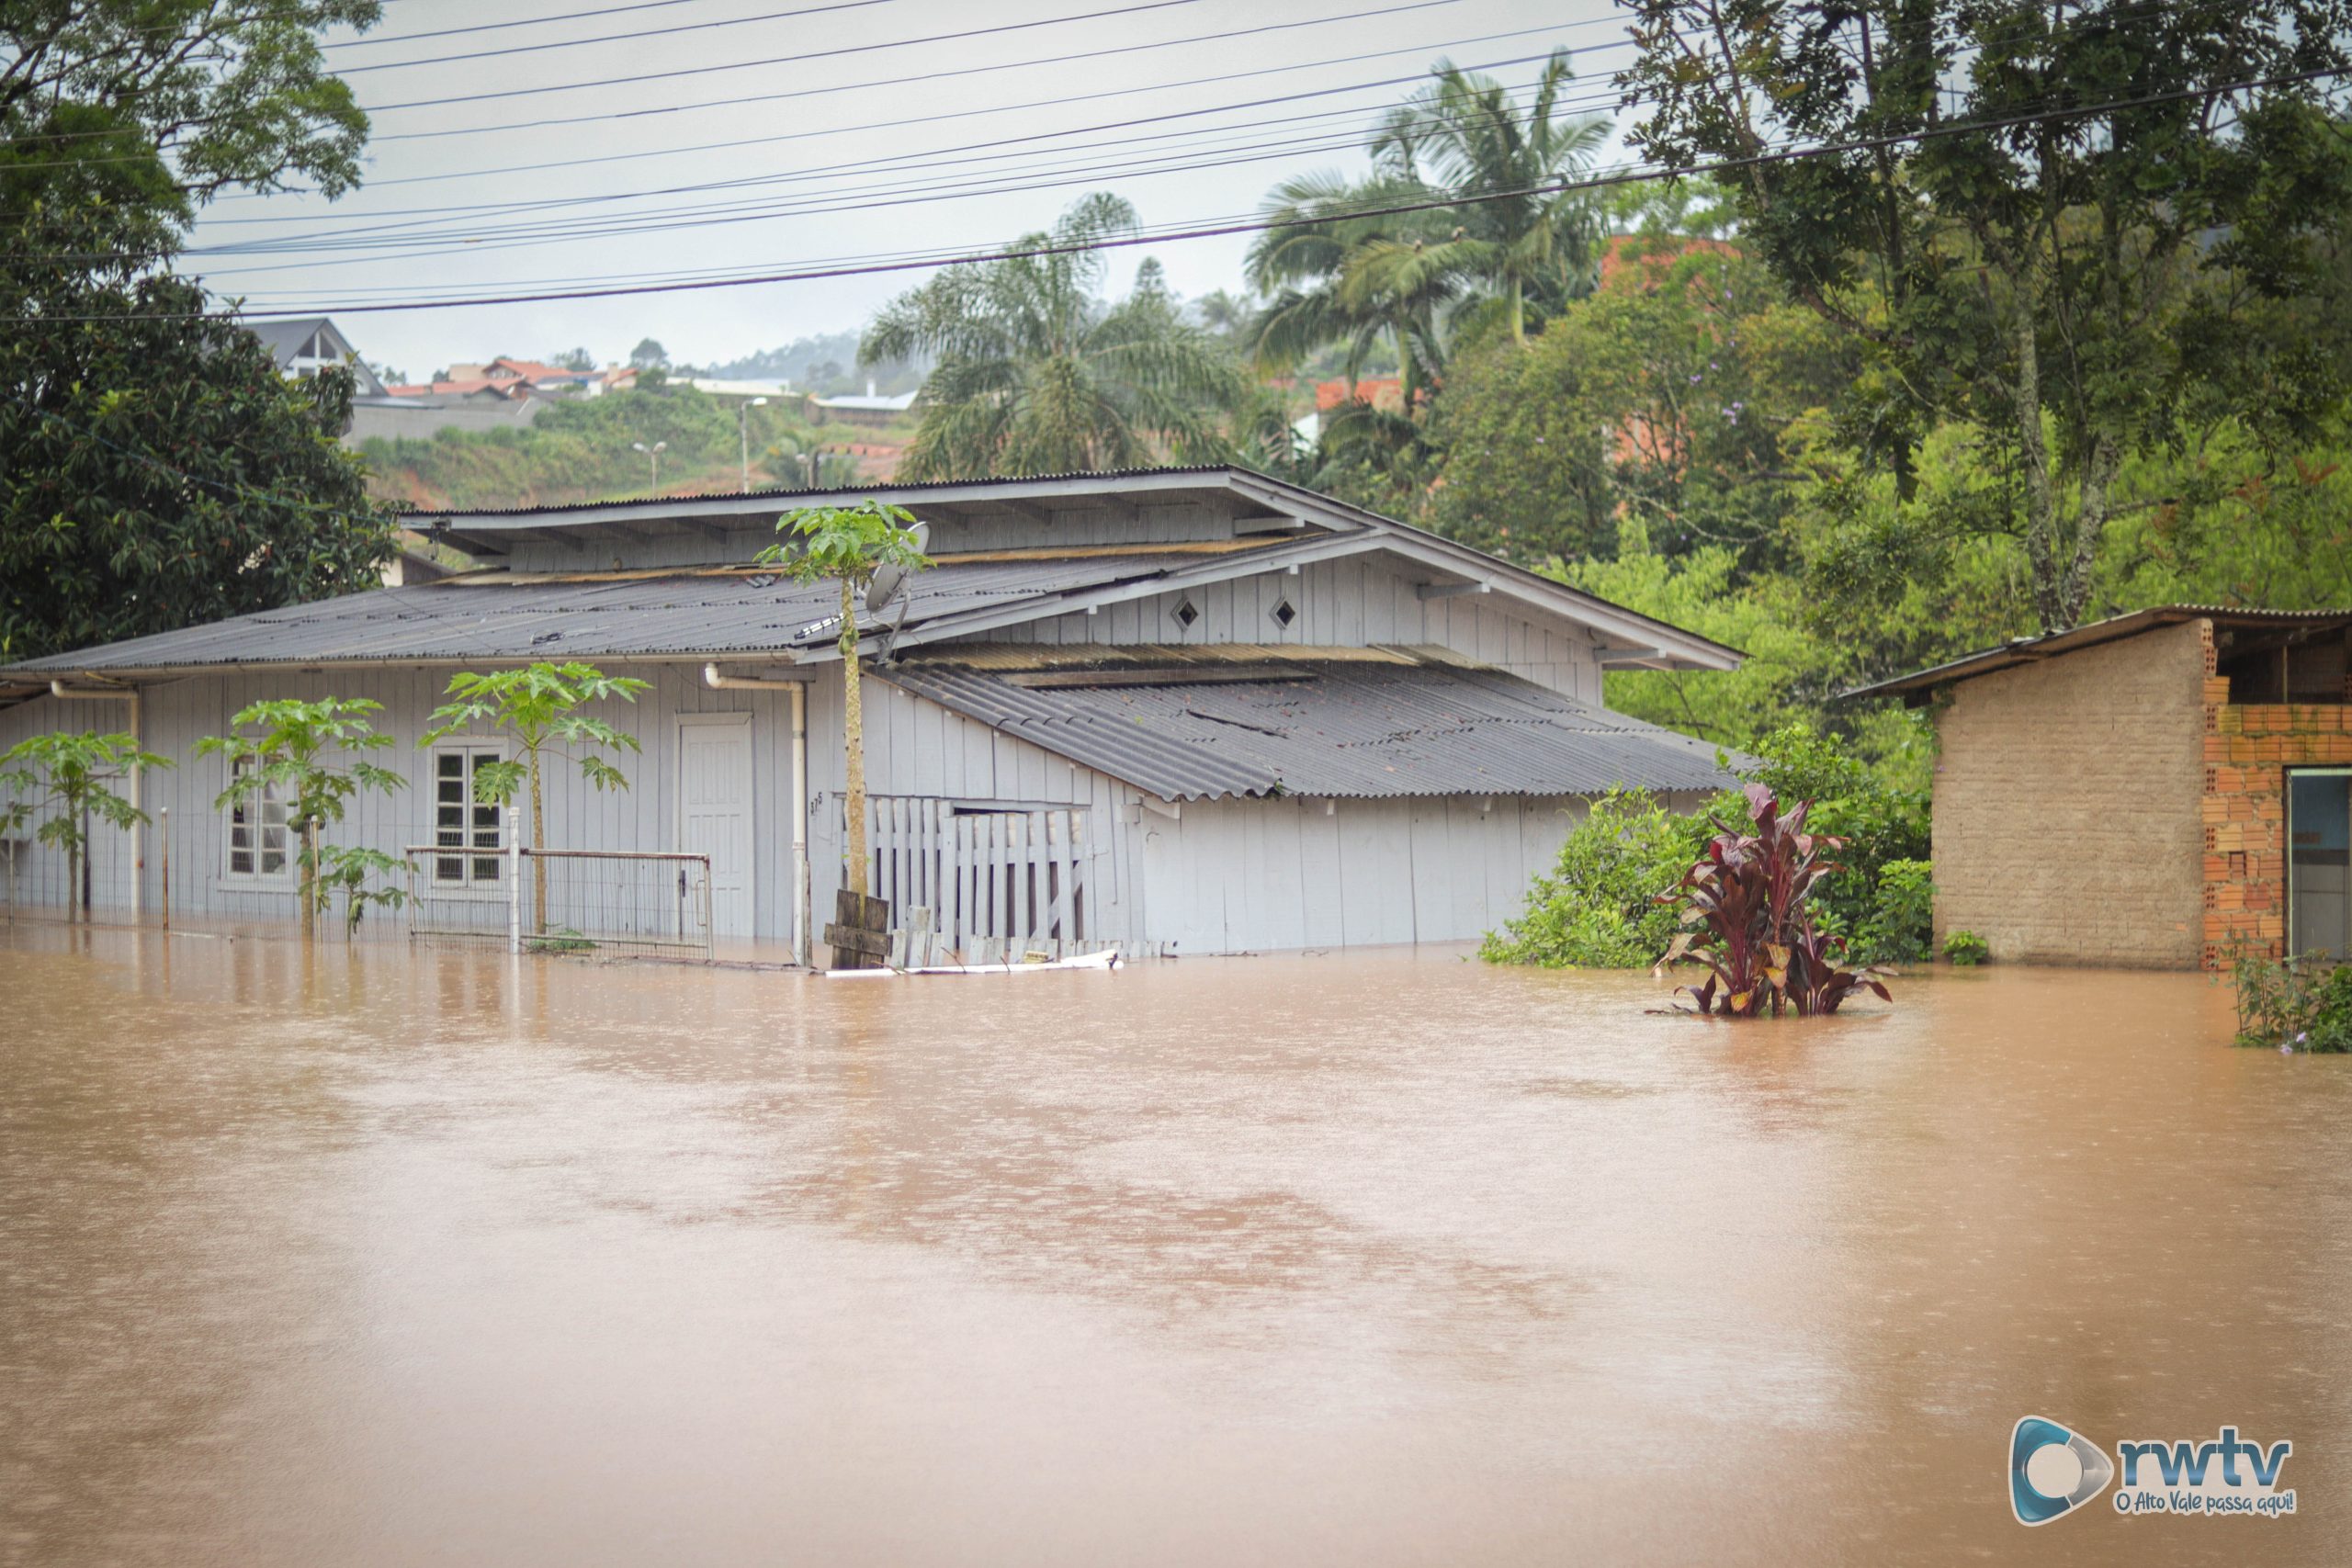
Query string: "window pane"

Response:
xmin=472 ymin=856 xmax=503 ymax=883
xmin=261 ymin=849 xmax=286 ymax=874
xmin=231 ymin=849 xmax=254 ymax=874
xmin=435 ymin=856 xmax=463 ymax=881
xmin=436 ymin=829 xmax=464 ymax=848
xmin=438 ymin=753 xmax=464 ymax=779
xmin=437 ymin=805 xmax=463 ymax=829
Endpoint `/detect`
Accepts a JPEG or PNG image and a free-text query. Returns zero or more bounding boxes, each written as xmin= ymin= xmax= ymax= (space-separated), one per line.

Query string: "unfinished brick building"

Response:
xmin=1852 ymin=607 xmax=2352 ymax=970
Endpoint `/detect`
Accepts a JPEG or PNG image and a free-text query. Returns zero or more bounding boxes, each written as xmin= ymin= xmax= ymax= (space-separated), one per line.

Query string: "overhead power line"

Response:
xmin=327 ymin=0 xmax=895 ymax=61
xmin=46 ymin=62 xmax=2324 ymax=322
xmin=223 ymin=18 xmax=1582 ymax=201
xmin=188 ymin=52 xmax=1588 ymax=251
xmin=360 ymin=0 xmax=1237 ymax=113
xmin=324 ymin=0 xmax=699 ymax=51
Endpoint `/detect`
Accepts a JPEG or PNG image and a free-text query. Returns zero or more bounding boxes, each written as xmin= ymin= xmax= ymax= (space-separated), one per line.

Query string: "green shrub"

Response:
xmin=1851 ymin=858 xmax=1935 ymax=964
xmin=1942 ymin=930 xmax=1989 ymax=966
xmin=1483 ymin=724 xmax=1934 ymax=971
xmin=2229 ymin=947 xmax=2352 ymax=1052
xmin=1740 ymin=723 xmax=1931 ymax=942
xmin=1480 ymin=789 xmax=1710 ymax=967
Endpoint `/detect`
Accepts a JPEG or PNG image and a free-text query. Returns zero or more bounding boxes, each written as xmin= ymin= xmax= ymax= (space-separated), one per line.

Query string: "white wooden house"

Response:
xmin=0 ymin=468 xmax=1741 ymax=959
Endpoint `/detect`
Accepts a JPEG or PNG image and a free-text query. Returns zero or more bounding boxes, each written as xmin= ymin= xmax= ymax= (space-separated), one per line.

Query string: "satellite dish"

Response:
xmin=863 ymin=520 xmax=931 ymax=612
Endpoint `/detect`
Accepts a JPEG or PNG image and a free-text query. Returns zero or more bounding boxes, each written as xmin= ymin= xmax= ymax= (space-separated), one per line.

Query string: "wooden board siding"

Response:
xmin=941 ymin=553 xmax=1605 ymax=701
xmin=0 ymin=662 xmax=815 ymax=946
xmin=1139 ymin=795 xmax=1584 ymax=954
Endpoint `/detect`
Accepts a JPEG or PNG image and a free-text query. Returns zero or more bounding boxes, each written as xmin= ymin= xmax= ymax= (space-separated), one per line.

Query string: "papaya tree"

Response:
xmin=0 ymin=731 xmax=171 ymax=919
xmin=755 ymin=501 xmax=932 ymax=897
xmin=420 ymin=661 xmax=650 ymax=932
xmin=197 ymin=696 xmax=407 ymax=938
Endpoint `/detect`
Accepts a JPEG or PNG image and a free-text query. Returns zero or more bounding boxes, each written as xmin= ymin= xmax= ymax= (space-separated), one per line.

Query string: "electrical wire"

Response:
xmin=34 ymin=61 xmax=2319 ymax=322
xmin=358 ymin=0 xmax=1236 ymax=113
xmin=187 ymin=54 xmax=1589 ymax=253
xmin=330 ymin=0 xmax=903 ymax=72
xmin=209 ymin=18 xmax=1583 ymax=203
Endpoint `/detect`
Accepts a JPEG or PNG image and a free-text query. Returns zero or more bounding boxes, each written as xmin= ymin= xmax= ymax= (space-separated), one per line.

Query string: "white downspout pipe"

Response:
xmin=703 ymin=663 xmax=810 ymax=965
xmin=50 ymin=679 xmax=141 ymax=921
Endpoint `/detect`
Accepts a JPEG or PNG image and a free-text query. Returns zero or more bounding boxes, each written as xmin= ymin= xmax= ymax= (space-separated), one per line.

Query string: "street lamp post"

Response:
xmin=738 ymin=396 xmax=768 ymax=493
xmin=631 ymin=439 xmax=667 ymax=491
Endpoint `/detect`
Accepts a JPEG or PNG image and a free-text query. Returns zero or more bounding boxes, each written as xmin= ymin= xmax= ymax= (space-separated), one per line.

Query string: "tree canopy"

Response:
xmin=1 ymin=0 xmax=396 ymax=661
xmin=864 ymin=194 xmax=1242 ymax=479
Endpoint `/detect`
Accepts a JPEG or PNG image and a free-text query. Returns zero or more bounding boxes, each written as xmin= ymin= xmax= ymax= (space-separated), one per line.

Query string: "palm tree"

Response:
xmin=1247 ymin=169 xmax=1457 ymax=401
xmin=862 ymin=194 xmax=1242 ymax=479
xmin=1246 ymin=50 xmax=1608 ymax=381
xmin=1374 ymin=51 xmax=1608 ymax=344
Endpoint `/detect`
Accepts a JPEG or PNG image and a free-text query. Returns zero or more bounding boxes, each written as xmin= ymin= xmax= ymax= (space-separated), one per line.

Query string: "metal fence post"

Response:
xmin=506 ymin=804 xmax=522 ymax=956
xmin=159 ymin=806 xmax=170 ymax=930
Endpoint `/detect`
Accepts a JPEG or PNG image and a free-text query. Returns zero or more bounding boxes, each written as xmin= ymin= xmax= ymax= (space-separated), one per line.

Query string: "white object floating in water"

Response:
xmin=826 ymin=948 xmax=1121 ymax=979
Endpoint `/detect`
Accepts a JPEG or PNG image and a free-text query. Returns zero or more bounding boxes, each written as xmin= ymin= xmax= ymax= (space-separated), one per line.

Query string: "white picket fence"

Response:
xmin=866 ymin=797 xmax=1091 ymax=952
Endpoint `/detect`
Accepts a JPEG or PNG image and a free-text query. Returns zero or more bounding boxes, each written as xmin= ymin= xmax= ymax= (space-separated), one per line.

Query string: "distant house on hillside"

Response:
xmin=246 ymin=315 xmax=544 ymax=445
xmin=249 ymin=316 xmax=386 ymax=395
xmin=810 ymin=383 xmax=917 ymax=428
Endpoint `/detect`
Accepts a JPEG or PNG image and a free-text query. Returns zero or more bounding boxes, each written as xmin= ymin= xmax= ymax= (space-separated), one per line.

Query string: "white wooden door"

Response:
xmin=677 ymin=714 xmax=755 ymax=939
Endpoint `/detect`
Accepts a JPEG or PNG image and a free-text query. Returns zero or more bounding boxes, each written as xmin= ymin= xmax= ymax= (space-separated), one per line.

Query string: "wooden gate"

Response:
xmin=866 ymin=798 xmax=1090 ymax=953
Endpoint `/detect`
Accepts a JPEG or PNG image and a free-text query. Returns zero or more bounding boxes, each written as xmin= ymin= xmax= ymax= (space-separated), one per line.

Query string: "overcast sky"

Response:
xmin=185 ymin=0 xmax=1638 ymax=378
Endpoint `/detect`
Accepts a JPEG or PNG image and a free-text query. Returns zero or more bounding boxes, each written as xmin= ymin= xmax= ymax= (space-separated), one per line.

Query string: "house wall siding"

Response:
xmin=1930 ymin=619 xmax=2208 ymax=968
xmin=942 ymin=553 xmax=1605 ymax=702
xmin=0 ymin=662 xmax=816 ymax=944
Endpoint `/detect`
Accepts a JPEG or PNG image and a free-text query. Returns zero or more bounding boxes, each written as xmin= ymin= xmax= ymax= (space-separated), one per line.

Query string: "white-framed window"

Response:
xmin=431 ymin=742 xmax=507 ymax=886
xmin=225 ymin=756 xmax=290 ymax=880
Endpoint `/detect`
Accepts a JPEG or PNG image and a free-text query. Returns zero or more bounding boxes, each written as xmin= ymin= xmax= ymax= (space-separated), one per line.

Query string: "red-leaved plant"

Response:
xmin=1657 ymin=784 xmax=1893 ymax=1017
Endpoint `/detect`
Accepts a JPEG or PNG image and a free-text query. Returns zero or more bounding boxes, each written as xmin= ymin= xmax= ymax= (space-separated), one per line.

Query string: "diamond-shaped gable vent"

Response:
xmin=1171 ymin=598 xmax=1200 ymax=629
xmin=1271 ymin=598 xmax=1297 ymax=629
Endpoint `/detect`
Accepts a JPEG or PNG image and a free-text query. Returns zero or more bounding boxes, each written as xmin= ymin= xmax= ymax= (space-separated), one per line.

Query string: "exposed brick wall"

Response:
xmin=1931 ymin=619 xmax=2207 ymax=967
xmin=2203 ymin=671 xmax=2352 ymax=967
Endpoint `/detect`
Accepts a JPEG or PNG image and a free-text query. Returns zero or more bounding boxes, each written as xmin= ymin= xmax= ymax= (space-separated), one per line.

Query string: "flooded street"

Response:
xmin=3 ymin=926 xmax=2348 ymax=1566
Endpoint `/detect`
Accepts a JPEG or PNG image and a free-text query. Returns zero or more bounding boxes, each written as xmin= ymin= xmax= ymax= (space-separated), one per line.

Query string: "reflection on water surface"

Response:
xmin=2 ymin=926 xmax=2346 ymax=1566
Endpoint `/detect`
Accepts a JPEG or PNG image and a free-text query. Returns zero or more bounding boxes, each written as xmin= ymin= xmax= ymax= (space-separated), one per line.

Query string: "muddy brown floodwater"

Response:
xmin=3 ymin=925 xmax=2349 ymax=1566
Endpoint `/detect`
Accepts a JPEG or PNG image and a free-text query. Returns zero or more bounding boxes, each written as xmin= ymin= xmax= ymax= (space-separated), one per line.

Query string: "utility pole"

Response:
xmin=738 ymin=396 xmax=768 ymax=493
xmin=631 ymin=439 xmax=667 ymax=492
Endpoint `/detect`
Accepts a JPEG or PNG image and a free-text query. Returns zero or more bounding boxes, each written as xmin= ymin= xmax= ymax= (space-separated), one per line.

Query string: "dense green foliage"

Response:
xmin=1476 ymin=789 xmax=1706 ymax=968
xmin=1482 ymin=726 xmax=1932 ymax=970
xmin=2 ymin=0 xmax=396 ymax=660
xmin=2230 ymin=949 xmax=2352 ymax=1052
xmin=1942 ymin=931 xmax=1988 ymax=967
xmin=1615 ymin=0 xmax=2352 ymax=632
xmin=0 ymin=271 xmax=396 ymax=660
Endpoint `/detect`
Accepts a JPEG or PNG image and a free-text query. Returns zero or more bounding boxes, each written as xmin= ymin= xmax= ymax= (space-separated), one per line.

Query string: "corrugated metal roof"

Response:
xmin=879 ymin=655 xmax=1737 ymax=802
xmin=1844 ymin=604 xmax=2352 ymax=702
xmin=2 ymin=550 xmax=1236 ymax=673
